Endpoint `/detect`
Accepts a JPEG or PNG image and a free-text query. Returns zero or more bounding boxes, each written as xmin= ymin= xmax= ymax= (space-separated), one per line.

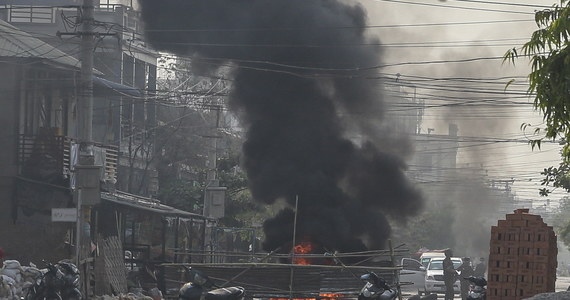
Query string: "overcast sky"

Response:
xmin=356 ymin=0 xmax=565 ymax=206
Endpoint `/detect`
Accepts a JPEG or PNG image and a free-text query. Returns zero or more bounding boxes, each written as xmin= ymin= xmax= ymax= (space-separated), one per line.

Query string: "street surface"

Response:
xmin=556 ymin=276 xmax=570 ymax=292
xmin=401 ymin=276 xmax=570 ymax=299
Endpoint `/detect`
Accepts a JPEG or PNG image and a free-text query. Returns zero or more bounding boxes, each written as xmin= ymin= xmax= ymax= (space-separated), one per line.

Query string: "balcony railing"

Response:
xmin=18 ymin=134 xmax=118 ymax=186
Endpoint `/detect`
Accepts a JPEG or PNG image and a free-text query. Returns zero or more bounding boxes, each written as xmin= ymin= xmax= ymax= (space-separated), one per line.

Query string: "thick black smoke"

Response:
xmin=139 ymin=0 xmax=424 ymax=253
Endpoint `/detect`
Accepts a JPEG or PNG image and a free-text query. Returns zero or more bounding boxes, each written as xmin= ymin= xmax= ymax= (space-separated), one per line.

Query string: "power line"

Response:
xmin=374 ymin=0 xmax=535 ymax=15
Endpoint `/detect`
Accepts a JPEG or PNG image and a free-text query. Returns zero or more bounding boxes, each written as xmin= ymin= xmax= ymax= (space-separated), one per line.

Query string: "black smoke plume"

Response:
xmin=139 ymin=0 xmax=424 ymax=253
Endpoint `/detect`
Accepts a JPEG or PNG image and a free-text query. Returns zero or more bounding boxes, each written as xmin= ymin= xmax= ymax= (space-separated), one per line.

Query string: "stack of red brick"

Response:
xmin=487 ymin=208 xmax=557 ymax=300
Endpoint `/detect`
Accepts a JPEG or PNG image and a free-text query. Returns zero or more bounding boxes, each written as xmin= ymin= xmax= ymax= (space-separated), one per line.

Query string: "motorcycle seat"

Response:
xmin=205 ymin=286 xmax=245 ymax=300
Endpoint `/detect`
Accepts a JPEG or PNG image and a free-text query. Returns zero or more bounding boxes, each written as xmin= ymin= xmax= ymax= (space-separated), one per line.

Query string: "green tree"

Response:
xmin=551 ymin=196 xmax=570 ymax=250
xmin=505 ymin=1 xmax=570 ymax=195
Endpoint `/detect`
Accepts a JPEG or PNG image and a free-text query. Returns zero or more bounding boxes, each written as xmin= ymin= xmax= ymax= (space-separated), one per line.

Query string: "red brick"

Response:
xmin=499 ymin=288 xmax=516 ymax=297
xmin=532 ymin=283 xmax=547 ymax=291
xmin=519 ymin=247 xmax=533 ymax=256
xmin=487 ymin=287 xmax=500 ymax=297
xmin=517 ymin=287 xmax=532 ymax=297
xmin=504 ymin=233 xmax=519 ymax=242
xmin=518 ymin=282 xmax=532 ymax=289
xmin=488 ymin=273 xmax=501 ymax=283
xmin=533 ymin=255 xmax=549 ymax=263
xmin=520 ymin=228 xmax=535 ymax=242
xmin=505 ymin=213 xmax=523 ymax=220
xmin=502 ymin=269 xmax=517 ymax=276
xmin=520 ymin=213 xmax=542 ymax=221
xmin=500 ymin=274 xmax=517 ymax=283
xmin=511 ymin=219 xmax=529 ymax=227
xmin=518 ymin=261 xmax=533 ymax=270
xmin=491 ymin=245 xmax=505 ymax=255
xmin=527 ymin=220 xmax=544 ymax=227
xmin=519 ymin=268 xmax=532 ymax=276
xmin=498 ymin=220 xmax=511 ymax=227
xmin=504 ymin=254 xmax=518 ymax=261
xmin=534 ymin=247 xmax=549 ymax=257
xmin=519 ymin=255 xmax=534 ymax=262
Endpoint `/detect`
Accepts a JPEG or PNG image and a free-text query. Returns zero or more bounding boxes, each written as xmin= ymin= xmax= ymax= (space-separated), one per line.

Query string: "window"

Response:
xmin=9 ymin=6 xmax=55 ymax=23
xmin=403 ymin=258 xmax=422 ymax=271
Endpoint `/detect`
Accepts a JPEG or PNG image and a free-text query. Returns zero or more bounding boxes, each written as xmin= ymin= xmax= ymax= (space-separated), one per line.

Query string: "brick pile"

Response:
xmin=487 ymin=208 xmax=557 ymax=300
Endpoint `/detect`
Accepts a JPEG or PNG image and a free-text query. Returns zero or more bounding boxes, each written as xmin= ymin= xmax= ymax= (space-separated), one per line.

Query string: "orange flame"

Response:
xmin=293 ymin=241 xmax=314 ymax=265
xmin=270 ymin=293 xmax=343 ymax=300
xmin=269 ymin=239 xmax=344 ymax=300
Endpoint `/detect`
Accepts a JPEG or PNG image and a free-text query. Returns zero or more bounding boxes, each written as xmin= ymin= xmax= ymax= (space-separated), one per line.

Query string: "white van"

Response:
xmin=419 ymin=251 xmax=446 ymax=268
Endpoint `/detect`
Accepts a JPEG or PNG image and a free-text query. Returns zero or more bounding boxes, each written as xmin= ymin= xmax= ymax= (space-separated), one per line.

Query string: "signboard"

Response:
xmin=51 ymin=208 xmax=77 ymax=222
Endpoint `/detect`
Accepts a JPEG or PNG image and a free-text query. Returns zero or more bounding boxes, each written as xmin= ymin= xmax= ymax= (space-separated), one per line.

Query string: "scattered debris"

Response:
xmin=0 ymin=260 xmax=42 ymax=300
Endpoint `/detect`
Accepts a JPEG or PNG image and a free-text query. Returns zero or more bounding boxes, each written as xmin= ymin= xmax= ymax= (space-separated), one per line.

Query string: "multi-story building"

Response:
xmin=0 ymin=0 xmax=160 ymax=195
xmin=0 ymin=2 xmax=215 ymax=288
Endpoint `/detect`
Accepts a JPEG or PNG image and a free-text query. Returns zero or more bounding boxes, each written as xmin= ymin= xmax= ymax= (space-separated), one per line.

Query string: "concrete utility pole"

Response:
xmin=74 ymin=0 xmax=100 ymax=268
xmin=59 ymin=1 xmax=119 ymax=266
xmin=78 ymin=0 xmax=94 ymax=147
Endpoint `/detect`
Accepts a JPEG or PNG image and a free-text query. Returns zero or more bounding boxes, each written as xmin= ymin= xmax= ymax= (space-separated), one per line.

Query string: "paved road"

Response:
xmin=556 ymin=276 xmax=570 ymax=292
xmin=400 ymin=276 xmax=570 ymax=299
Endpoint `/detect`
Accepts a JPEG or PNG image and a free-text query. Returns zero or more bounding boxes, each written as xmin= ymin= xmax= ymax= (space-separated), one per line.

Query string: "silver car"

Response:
xmin=399 ymin=258 xmax=427 ymax=295
xmin=424 ymin=258 xmax=462 ymax=294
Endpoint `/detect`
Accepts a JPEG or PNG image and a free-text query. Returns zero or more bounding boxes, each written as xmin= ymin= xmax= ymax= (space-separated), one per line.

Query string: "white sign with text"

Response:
xmin=51 ymin=208 xmax=77 ymax=222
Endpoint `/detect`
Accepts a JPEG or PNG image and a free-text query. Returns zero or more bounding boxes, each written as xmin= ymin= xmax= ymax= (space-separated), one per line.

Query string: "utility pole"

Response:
xmin=79 ymin=0 xmax=94 ymax=147
xmin=58 ymin=0 xmax=119 ymax=268
xmin=74 ymin=0 xmax=100 ymax=275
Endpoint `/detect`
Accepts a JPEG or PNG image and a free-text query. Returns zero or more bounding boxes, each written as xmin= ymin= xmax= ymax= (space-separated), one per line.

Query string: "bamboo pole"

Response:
xmin=219 ymin=246 xmax=282 ymax=287
xmin=160 ymin=262 xmax=403 ymax=271
xmin=289 ymin=195 xmax=299 ymax=300
xmin=388 ymin=240 xmax=402 ymax=300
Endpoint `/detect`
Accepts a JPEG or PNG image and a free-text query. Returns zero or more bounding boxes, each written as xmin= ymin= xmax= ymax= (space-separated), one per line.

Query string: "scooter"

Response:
xmin=56 ymin=261 xmax=81 ymax=300
xmin=358 ymin=272 xmax=398 ymax=300
xmin=179 ymin=267 xmax=245 ymax=300
xmin=465 ymin=276 xmax=486 ymax=300
xmin=24 ymin=261 xmax=81 ymax=300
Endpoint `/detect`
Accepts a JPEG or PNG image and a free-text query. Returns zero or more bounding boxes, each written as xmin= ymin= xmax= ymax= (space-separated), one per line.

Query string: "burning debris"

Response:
xmin=139 ymin=0 xmax=424 ymax=254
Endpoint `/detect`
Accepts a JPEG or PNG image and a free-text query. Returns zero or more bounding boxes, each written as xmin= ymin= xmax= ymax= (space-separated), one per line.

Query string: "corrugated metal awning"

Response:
xmin=101 ymin=191 xmax=210 ymax=220
xmin=93 ymin=77 xmax=144 ymax=98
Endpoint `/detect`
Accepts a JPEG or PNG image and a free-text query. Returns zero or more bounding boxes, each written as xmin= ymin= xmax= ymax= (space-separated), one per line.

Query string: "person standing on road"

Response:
xmin=443 ymin=249 xmax=457 ymax=300
xmin=457 ymin=257 xmax=474 ymax=300
xmin=474 ymin=257 xmax=487 ymax=277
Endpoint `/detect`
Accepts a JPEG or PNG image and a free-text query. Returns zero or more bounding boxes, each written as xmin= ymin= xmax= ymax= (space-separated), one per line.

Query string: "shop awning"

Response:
xmin=100 ymin=191 xmax=210 ymax=220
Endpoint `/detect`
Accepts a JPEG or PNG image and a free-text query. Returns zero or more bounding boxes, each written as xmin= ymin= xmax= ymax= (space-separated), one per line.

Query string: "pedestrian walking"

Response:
xmin=457 ymin=257 xmax=474 ymax=300
xmin=474 ymin=257 xmax=487 ymax=277
xmin=443 ymin=249 xmax=457 ymax=300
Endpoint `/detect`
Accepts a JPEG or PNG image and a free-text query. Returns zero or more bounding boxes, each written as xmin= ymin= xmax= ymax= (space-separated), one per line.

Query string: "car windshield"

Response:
xmin=428 ymin=260 xmax=461 ymax=270
xmin=428 ymin=261 xmax=443 ymax=270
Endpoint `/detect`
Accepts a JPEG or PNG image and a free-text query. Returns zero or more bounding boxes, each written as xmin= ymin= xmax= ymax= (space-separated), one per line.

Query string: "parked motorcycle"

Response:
xmin=25 ymin=261 xmax=81 ymax=300
xmin=179 ymin=267 xmax=245 ymax=300
xmin=358 ymin=272 xmax=398 ymax=300
xmin=465 ymin=276 xmax=486 ymax=300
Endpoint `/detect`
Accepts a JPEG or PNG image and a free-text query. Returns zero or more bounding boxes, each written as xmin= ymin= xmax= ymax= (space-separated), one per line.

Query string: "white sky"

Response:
xmin=358 ymin=0 xmax=566 ymax=208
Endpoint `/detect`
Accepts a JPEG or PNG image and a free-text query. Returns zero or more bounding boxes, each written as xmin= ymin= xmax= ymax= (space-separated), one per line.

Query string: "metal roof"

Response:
xmin=0 ymin=19 xmax=81 ymax=69
xmin=93 ymin=76 xmax=144 ymax=97
xmin=101 ymin=191 xmax=210 ymax=220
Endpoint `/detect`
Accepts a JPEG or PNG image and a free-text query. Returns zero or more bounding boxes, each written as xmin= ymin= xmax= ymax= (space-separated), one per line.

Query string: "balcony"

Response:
xmin=18 ymin=134 xmax=118 ymax=187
